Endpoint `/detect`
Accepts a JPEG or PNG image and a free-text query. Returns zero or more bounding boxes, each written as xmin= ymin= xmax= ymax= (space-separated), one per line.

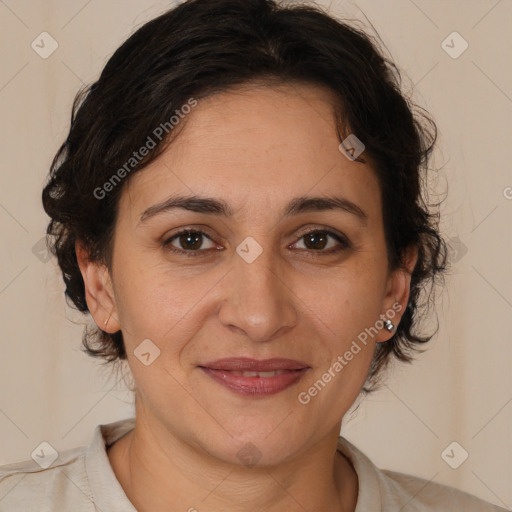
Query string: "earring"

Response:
xmin=384 ymin=319 xmax=394 ymax=332
xmin=103 ymin=312 xmax=112 ymax=328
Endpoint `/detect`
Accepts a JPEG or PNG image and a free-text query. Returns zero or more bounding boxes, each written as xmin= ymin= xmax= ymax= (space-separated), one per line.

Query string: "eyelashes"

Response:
xmin=164 ymin=229 xmax=217 ymax=256
xmin=162 ymin=228 xmax=351 ymax=258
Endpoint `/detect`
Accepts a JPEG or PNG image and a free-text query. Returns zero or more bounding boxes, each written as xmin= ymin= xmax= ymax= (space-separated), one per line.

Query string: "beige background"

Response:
xmin=0 ymin=0 xmax=511 ymax=508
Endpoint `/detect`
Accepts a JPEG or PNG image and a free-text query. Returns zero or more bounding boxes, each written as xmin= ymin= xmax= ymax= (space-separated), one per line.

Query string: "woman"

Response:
xmin=0 ymin=0 xmax=506 ymax=510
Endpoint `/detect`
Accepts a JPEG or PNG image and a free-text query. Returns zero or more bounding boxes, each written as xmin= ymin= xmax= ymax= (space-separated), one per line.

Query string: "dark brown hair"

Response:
xmin=42 ymin=0 xmax=448 ymax=391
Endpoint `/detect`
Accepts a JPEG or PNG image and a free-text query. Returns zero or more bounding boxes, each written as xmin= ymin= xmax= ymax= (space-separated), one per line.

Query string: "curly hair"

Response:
xmin=42 ymin=0 xmax=448 ymax=391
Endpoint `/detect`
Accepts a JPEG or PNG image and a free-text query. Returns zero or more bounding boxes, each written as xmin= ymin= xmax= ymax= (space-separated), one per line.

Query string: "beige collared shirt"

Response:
xmin=0 ymin=417 xmax=507 ymax=511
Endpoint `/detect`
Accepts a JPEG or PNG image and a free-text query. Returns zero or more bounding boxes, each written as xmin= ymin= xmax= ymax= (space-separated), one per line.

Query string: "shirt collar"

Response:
xmin=336 ymin=436 xmax=382 ymax=511
xmin=85 ymin=417 xmax=137 ymax=512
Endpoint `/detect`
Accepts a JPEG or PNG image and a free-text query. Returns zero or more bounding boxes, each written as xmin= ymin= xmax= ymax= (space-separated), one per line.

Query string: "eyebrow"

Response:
xmin=139 ymin=194 xmax=368 ymax=224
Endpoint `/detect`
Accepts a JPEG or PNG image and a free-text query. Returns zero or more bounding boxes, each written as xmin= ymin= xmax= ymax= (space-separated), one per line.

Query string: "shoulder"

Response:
xmin=0 ymin=418 xmax=136 ymax=512
xmin=379 ymin=468 xmax=507 ymax=511
xmin=0 ymin=446 xmax=96 ymax=511
xmin=337 ymin=436 xmax=508 ymax=511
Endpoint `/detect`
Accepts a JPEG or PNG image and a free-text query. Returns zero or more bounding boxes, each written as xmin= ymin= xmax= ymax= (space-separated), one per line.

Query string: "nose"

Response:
xmin=218 ymin=246 xmax=298 ymax=343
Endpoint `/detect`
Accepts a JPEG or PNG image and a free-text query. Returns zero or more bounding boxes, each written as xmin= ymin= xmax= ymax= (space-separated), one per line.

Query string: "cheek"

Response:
xmin=305 ymin=265 xmax=386 ymax=339
xmin=296 ymin=266 xmax=385 ymax=398
xmin=306 ymin=294 xmax=378 ymax=408
xmin=112 ymin=254 xmax=221 ymax=379
xmin=112 ymin=247 xmax=177 ymax=331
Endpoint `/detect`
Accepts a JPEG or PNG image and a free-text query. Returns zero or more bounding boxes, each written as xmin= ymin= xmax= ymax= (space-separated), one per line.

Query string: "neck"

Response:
xmin=107 ymin=414 xmax=358 ymax=512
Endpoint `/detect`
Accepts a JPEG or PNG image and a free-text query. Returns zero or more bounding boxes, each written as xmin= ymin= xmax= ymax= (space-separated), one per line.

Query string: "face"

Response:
xmin=79 ymin=82 xmax=414 ymax=466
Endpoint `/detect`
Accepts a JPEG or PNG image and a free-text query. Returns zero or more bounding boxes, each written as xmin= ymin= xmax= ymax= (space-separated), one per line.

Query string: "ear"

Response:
xmin=75 ymin=240 xmax=121 ymax=333
xmin=375 ymin=245 xmax=418 ymax=343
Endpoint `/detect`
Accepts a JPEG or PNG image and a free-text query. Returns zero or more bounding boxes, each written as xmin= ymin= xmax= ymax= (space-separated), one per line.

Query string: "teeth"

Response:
xmin=228 ymin=370 xmax=288 ymax=377
xmin=242 ymin=371 xmax=259 ymax=377
xmin=256 ymin=371 xmax=278 ymax=377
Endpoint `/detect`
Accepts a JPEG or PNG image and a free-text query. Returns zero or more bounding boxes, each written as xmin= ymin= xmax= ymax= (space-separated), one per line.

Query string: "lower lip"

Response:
xmin=200 ymin=367 xmax=309 ymax=397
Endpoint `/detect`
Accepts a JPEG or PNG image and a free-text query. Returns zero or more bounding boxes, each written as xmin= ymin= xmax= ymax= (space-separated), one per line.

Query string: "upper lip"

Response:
xmin=200 ymin=357 xmax=310 ymax=372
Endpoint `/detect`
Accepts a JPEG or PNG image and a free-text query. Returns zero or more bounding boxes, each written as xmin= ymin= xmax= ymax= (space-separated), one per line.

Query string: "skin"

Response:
xmin=77 ymin=82 xmax=417 ymax=512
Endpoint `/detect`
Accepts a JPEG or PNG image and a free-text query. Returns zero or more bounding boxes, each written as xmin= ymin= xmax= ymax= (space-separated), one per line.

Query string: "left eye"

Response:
xmin=291 ymin=229 xmax=349 ymax=253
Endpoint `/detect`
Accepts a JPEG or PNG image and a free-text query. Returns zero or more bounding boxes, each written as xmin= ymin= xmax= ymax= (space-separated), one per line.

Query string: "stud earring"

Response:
xmin=384 ymin=319 xmax=394 ymax=332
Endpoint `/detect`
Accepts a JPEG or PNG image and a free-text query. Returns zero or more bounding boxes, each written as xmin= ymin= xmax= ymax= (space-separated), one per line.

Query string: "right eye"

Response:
xmin=163 ymin=229 xmax=219 ymax=257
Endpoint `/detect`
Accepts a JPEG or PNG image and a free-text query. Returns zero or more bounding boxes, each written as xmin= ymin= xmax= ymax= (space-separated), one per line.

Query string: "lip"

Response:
xmin=201 ymin=357 xmax=309 ymax=372
xmin=199 ymin=357 xmax=310 ymax=397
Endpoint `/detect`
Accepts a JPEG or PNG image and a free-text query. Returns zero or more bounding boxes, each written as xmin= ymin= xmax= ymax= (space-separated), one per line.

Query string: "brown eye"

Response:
xmin=293 ymin=229 xmax=350 ymax=254
xmin=164 ymin=230 xmax=216 ymax=256
xmin=303 ymin=231 xmax=329 ymax=250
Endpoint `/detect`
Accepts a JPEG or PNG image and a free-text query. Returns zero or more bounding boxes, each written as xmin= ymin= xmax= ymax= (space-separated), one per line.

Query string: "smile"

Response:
xmin=199 ymin=357 xmax=310 ymax=397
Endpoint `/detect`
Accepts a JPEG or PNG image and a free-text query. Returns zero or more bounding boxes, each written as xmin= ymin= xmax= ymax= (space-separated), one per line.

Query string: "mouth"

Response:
xmin=198 ymin=357 xmax=310 ymax=397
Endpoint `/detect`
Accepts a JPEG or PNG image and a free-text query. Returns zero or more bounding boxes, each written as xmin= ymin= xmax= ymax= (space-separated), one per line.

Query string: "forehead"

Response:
xmin=121 ymin=83 xmax=381 ymax=221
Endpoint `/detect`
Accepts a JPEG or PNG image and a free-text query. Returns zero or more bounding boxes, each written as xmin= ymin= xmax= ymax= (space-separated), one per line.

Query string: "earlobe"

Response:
xmin=75 ymin=240 xmax=120 ymax=333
